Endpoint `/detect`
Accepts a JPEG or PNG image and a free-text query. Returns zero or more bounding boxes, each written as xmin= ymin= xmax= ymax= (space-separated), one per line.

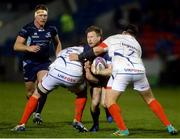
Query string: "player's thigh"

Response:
xmin=139 ymin=88 xmax=155 ymax=104
xmin=25 ymin=81 xmax=35 ymax=96
xmin=133 ymin=74 xmax=150 ymax=91
xmin=91 ymin=87 xmax=101 ymax=106
xmin=105 ymin=89 xmax=121 ymax=107
xmin=40 ymin=73 xmax=60 ymax=93
xmin=100 ymin=87 xmax=107 ymax=107
xmin=37 ymin=70 xmax=48 ymax=82
xmin=111 ymin=74 xmax=131 ymax=92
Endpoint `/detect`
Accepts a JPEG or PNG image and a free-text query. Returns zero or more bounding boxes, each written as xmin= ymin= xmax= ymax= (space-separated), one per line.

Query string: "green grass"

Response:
xmin=0 ymin=82 xmax=180 ymax=138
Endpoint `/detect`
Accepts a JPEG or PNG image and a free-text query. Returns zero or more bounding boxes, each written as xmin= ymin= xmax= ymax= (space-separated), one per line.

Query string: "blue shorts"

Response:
xmin=23 ymin=60 xmax=51 ymax=82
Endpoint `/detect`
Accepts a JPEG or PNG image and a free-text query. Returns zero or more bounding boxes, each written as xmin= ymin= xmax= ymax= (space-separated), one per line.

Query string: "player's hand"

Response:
xmin=84 ymin=61 xmax=91 ymax=69
xmin=69 ymin=53 xmax=79 ymax=61
xmin=91 ymin=64 xmax=100 ymax=75
xmin=26 ymin=45 xmax=40 ymax=53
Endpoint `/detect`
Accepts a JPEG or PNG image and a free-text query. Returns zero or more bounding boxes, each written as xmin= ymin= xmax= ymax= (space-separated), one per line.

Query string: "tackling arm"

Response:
xmin=69 ymin=46 xmax=105 ymax=62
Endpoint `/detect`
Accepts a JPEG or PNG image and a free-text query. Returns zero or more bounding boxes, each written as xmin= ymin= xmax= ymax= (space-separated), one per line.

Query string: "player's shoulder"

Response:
xmin=71 ymin=46 xmax=84 ymax=53
xmin=104 ymin=34 xmax=121 ymax=42
xmin=19 ymin=22 xmax=34 ymax=35
xmin=22 ymin=22 xmax=34 ymax=29
xmin=83 ymin=45 xmax=91 ymax=52
xmin=45 ymin=22 xmax=58 ymax=31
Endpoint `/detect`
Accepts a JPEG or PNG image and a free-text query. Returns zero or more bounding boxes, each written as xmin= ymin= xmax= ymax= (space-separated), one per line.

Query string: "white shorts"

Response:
xmin=38 ymin=66 xmax=84 ymax=94
xmin=107 ymin=73 xmax=150 ymax=92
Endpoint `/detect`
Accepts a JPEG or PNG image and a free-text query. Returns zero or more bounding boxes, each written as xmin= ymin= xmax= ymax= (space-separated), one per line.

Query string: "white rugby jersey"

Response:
xmin=99 ymin=34 xmax=145 ymax=74
xmin=50 ymin=46 xmax=84 ymax=76
xmin=41 ymin=46 xmax=85 ymax=90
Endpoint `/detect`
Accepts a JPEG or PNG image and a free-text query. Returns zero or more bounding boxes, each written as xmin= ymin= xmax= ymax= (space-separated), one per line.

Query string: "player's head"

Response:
xmin=121 ymin=24 xmax=139 ymax=37
xmin=34 ymin=4 xmax=48 ymax=27
xmin=85 ymin=26 xmax=103 ymax=48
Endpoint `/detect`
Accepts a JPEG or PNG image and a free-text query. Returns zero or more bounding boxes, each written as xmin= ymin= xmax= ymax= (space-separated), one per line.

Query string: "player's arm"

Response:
xmin=14 ymin=36 xmax=40 ymax=53
xmin=69 ymin=46 xmax=106 ymax=62
xmin=84 ymin=61 xmax=99 ymax=83
xmin=53 ymin=35 xmax=62 ymax=57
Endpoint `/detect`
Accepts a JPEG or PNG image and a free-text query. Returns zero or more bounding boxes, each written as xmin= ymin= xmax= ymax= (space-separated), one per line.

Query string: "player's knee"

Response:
xmin=91 ymin=99 xmax=100 ymax=107
xmin=140 ymin=89 xmax=155 ymax=104
xmin=76 ymin=86 xmax=87 ymax=98
xmin=91 ymin=104 xmax=99 ymax=112
xmin=26 ymin=93 xmax=32 ymax=99
xmin=26 ymin=88 xmax=34 ymax=98
xmin=105 ymin=98 xmax=114 ymax=108
xmin=37 ymin=83 xmax=49 ymax=96
xmin=76 ymin=90 xmax=87 ymax=98
xmin=101 ymin=101 xmax=106 ymax=108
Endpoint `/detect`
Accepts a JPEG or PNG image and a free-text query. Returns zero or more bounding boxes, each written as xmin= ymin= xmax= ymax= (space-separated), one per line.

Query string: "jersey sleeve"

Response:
xmin=99 ymin=37 xmax=112 ymax=51
xmin=18 ymin=26 xmax=28 ymax=39
xmin=50 ymin=26 xmax=58 ymax=37
xmin=99 ymin=42 xmax=108 ymax=48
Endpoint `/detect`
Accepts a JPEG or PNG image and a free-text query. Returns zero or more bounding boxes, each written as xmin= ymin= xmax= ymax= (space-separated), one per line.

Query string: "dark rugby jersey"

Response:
xmin=83 ymin=44 xmax=111 ymax=87
xmin=18 ymin=22 xmax=58 ymax=62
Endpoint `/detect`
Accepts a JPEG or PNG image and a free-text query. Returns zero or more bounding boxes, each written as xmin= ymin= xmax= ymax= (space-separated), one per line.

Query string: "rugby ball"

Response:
xmin=92 ymin=57 xmax=107 ymax=71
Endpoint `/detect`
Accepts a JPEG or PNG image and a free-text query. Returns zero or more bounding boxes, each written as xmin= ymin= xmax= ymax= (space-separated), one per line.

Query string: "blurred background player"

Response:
xmin=11 ymin=46 xmax=88 ymax=132
xmin=69 ymin=24 xmax=178 ymax=136
xmin=13 ymin=4 xmax=62 ymax=124
xmin=83 ymin=26 xmax=113 ymax=132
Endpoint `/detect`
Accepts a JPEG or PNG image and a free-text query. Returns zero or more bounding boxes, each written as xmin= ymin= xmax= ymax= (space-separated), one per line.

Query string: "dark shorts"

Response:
xmin=23 ymin=60 xmax=51 ymax=82
xmin=88 ymin=75 xmax=109 ymax=88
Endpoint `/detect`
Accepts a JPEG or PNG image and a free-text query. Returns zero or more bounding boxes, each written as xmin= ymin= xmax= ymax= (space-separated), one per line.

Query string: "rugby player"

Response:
xmin=13 ymin=4 xmax=62 ymax=124
xmin=11 ymin=46 xmax=88 ymax=132
xmin=83 ymin=26 xmax=113 ymax=132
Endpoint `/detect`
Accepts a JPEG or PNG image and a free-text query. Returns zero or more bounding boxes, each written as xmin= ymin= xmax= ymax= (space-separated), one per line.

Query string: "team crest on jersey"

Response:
xmin=31 ymin=32 xmax=39 ymax=38
xmin=45 ymin=32 xmax=51 ymax=38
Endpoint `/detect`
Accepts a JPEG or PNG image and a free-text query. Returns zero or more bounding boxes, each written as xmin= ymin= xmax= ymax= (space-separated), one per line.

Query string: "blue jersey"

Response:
xmin=18 ymin=22 xmax=58 ymax=62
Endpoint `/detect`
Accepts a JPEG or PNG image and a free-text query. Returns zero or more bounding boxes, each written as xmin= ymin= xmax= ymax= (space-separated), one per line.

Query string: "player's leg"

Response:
xmin=101 ymin=87 xmax=113 ymax=123
xmin=11 ymin=89 xmax=41 ymax=131
xmin=89 ymin=87 xmax=101 ymax=132
xmin=72 ymin=83 xmax=88 ymax=132
xmin=135 ymin=74 xmax=178 ymax=135
xmin=25 ymin=81 xmax=35 ymax=98
xmin=105 ymin=75 xmax=129 ymax=136
xmin=140 ymin=89 xmax=178 ymax=135
xmin=33 ymin=70 xmax=48 ymax=124
xmin=11 ymin=70 xmax=57 ymax=131
xmin=74 ymin=87 xmax=87 ymax=122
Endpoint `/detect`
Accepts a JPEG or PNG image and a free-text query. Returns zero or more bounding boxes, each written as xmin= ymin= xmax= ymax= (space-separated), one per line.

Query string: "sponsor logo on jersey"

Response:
xmin=124 ymin=68 xmax=143 ymax=72
xmin=58 ymin=74 xmax=77 ymax=83
xmin=31 ymin=35 xmax=39 ymax=38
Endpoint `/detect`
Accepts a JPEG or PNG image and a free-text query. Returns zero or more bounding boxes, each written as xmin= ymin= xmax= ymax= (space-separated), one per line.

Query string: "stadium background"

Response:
xmin=0 ymin=0 xmax=179 ymax=138
xmin=0 ymin=0 xmax=180 ymax=85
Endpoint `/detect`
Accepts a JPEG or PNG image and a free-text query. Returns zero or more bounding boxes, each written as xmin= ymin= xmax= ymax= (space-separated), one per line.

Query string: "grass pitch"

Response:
xmin=0 ymin=82 xmax=179 ymax=138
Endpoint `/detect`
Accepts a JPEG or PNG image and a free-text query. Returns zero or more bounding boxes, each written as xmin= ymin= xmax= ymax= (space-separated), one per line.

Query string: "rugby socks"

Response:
xmin=90 ymin=107 xmax=100 ymax=125
xmin=108 ymin=104 xmax=127 ymax=130
xmin=149 ymin=99 xmax=170 ymax=126
xmin=74 ymin=97 xmax=87 ymax=121
xmin=35 ymin=93 xmax=47 ymax=113
xmin=19 ymin=96 xmax=38 ymax=124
